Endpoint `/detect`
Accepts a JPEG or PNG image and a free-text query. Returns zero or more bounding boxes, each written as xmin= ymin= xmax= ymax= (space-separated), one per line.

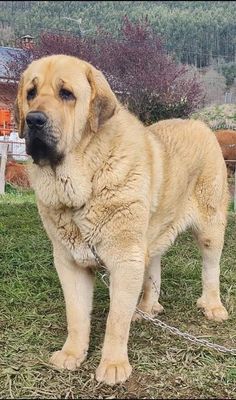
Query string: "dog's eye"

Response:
xmin=27 ymin=87 xmax=37 ymax=101
xmin=59 ymin=88 xmax=75 ymax=101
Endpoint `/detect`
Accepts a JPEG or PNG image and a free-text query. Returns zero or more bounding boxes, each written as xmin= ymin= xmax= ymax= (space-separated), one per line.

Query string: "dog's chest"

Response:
xmin=52 ymin=207 xmax=97 ymax=267
xmin=30 ymin=162 xmax=92 ymax=209
xmin=31 ymin=163 xmax=97 ymax=266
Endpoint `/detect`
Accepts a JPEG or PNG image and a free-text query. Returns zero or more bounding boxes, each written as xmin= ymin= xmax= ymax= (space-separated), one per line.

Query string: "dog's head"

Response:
xmin=15 ymin=55 xmax=118 ymax=166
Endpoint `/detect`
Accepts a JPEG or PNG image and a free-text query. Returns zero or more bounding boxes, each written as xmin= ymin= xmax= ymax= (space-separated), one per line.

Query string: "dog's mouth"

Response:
xmin=26 ymin=134 xmax=63 ymax=166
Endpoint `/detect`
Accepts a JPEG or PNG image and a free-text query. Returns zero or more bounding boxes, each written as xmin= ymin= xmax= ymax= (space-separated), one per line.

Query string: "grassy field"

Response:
xmin=0 ymin=190 xmax=236 ymax=399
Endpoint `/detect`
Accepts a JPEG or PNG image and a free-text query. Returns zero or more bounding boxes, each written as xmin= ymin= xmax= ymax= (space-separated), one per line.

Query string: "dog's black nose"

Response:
xmin=26 ymin=111 xmax=48 ymax=129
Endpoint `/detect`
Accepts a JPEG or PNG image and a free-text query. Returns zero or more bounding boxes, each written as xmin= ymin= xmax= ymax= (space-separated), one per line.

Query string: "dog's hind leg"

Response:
xmin=193 ymin=219 xmax=228 ymax=322
xmin=132 ymin=254 xmax=164 ymax=321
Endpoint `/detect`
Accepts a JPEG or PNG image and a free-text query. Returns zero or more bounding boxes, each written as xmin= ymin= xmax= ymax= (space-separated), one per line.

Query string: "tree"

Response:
xmin=201 ymin=67 xmax=226 ymax=106
xmin=88 ymin=18 xmax=205 ymax=123
xmin=1 ymin=1 xmax=236 ymax=67
xmin=7 ymin=18 xmax=205 ymax=124
xmin=218 ymin=62 xmax=236 ymax=89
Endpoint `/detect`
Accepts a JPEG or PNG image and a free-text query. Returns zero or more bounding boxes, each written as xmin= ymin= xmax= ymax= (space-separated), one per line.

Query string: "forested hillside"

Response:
xmin=0 ymin=1 xmax=236 ymax=67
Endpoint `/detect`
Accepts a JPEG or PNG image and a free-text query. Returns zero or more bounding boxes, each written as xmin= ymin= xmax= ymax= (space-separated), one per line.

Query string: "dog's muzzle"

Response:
xmin=25 ymin=111 xmax=63 ymax=166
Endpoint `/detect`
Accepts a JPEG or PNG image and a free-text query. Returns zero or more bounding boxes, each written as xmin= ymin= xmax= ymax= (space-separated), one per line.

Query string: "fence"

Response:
xmin=0 ymin=135 xmax=28 ymax=161
xmin=5 ymin=139 xmax=28 ymax=161
xmin=0 ymin=142 xmax=8 ymax=194
xmin=0 ymin=138 xmax=28 ymax=193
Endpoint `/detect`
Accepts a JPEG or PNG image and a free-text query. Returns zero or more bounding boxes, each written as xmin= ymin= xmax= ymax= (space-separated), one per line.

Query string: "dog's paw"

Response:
xmin=50 ymin=350 xmax=86 ymax=371
xmin=132 ymin=301 xmax=164 ymax=321
xmin=96 ymin=359 xmax=132 ymax=386
xmin=197 ymin=297 xmax=228 ymax=322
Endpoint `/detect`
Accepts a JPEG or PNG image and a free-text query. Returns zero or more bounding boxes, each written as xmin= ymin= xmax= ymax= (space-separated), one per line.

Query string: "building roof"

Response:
xmin=0 ymin=47 xmax=25 ymax=81
xmin=21 ymin=35 xmax=34 ymax=39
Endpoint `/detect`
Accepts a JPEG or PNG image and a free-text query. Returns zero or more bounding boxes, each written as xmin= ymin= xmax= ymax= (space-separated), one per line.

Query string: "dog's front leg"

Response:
xmin=96 ymin=245 xmax=145 ymax=386
xmin=50 ymin=244 xmax=94 ymax=370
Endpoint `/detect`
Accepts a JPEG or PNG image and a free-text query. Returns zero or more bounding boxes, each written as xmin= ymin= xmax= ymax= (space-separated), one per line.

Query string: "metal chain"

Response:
xmin=88 ymin=243 xmax=236 ymax=357
xmin=89 ymin=245 xmax=105 ymax=269
xmin=135 ymin=310 xmax=236 ymax=356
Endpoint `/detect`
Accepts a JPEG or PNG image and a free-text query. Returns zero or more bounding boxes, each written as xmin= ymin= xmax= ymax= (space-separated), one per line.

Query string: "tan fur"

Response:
xmin=16 ymin=55 xmax=229 ymax=386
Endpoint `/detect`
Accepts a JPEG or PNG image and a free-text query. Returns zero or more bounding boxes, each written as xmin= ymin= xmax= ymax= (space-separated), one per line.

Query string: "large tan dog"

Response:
xmin=15 ymin=55 xmax=229 ymax=386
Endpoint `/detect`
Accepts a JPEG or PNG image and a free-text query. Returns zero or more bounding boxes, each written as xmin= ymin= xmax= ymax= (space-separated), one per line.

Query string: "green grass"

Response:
xmin=0 ymin=192 xmax=236 ymax=399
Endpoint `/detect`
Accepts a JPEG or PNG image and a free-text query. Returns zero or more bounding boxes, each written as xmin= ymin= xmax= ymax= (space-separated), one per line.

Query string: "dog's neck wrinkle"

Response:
xmin=30 ymin=150 xmax=92 ymax=210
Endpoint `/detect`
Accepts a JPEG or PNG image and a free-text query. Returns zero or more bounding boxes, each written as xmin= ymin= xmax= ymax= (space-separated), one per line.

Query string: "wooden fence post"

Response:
xmin=234 ymin=163 xmax=236 ymax=213
xmin=0 ymin=143 xmax=8 ymax=195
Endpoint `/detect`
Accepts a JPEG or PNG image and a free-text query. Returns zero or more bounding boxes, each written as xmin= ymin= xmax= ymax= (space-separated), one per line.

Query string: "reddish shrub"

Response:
xmin=92 ymin=18 xmax=204 ymax=123
xmin=5 ymin=161 xmax=30 ymax=188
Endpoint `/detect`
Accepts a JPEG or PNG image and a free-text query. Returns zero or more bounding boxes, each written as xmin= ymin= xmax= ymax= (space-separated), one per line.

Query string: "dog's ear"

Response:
xmin=14 ymin=75 xmax=25 ymax=138
xmin=86 ymin=66 xmax=118 ymax=133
